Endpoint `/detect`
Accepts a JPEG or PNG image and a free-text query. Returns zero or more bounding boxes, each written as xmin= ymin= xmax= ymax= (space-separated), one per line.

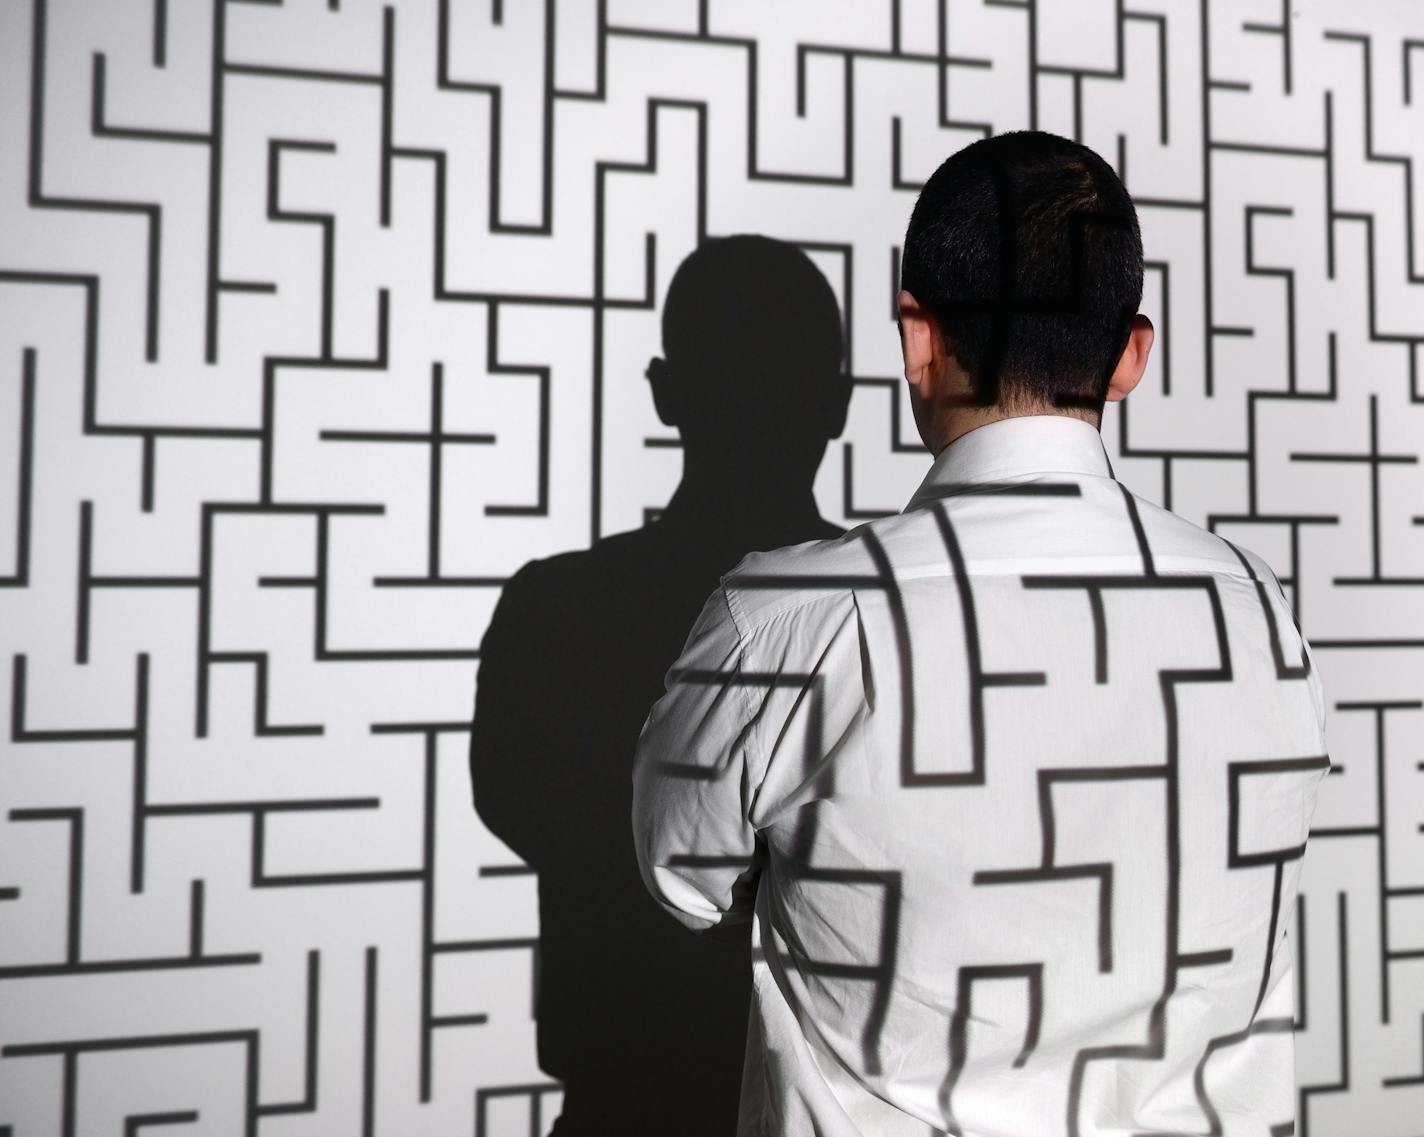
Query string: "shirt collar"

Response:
xmin=902 ymin=414 xmax=1117 ymax=513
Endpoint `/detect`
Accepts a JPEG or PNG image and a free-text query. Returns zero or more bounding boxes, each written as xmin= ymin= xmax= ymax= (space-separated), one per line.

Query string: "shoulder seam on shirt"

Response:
xmin=729 ymin=584 xmax=848 ymax=646
xmin=719 ymin=574 xmax=749 ymax=640
xmin=724 ymin=558 xmax=1257 ymax=639
xmin=717 ymin=579 xmax=765 ymax=788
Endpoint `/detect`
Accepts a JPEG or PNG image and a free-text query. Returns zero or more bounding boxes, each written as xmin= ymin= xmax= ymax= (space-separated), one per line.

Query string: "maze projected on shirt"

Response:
xmin=644 ymin=478 xmax=1333 ymax=1135
xmin=0 ymin=0 xmax=1420 ymax=1135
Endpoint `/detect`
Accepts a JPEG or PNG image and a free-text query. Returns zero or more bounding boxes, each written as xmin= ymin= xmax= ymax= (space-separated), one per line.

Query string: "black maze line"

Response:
xmin=1055 ymin=670 xmax=1206 ymax=1135
xmin=1 ymin=945 xmax=325 ymax=1137
xmin=731 ymin=480 xmax=1238 ymax=799
xmin=367 ymin=721 xmax=516 ymax=1104
xmin=25 ymin=2 xmax=164 ymax=364
xmin=1191 ymin=379 xmax=1343 ymax=629
xmin=1295 ymin=892 xmax=1309 ymax=1033
xmin=0 ymin=348 xmax=35 ymax=586
xmin=321 ymin=362 xmax=498 ymax=581
xmin=847 ymin=502 xmax=1040 ymax=790
xmin=1241 ymin=0 xmax=1294 ymax=95
xmin=362 ymin=946 xmax=376 ymax=1137
xmin=904 ymin=482 xmax=1086 ymax=503
xmin=147 ymin=798 xmax=418 ymax=890
xmin=1245 ymin=204 xmax=1299 ymax=391
xmin=0 ymin=274 xmax=267 ymax=517
xmin=1227 ymin=754 xmax=1333 ymax=1026
xmin=19 ymin=0 xmax=565 ymax=524
xmin=0 ymin=711 xmax=508 ymax=1118
xmin=844 ymin=442 xmax=899 ymax=521
xmin=1228 ymin=758 xmax=1334 ymax=874
xmin=124 ymin=1109 xmax=201 ymax=1135
xmin=1197 ymin=1014 xmax=1300 ymax=1137
xmin=647 ymin=619 xmax=890 ymax=1067
xmin=1298 ymin=891 xmax=1351 ymax=1137
xmin=1323 ymin=31 xmax=1424 ymax=287
xmin=939 ymin=962 xmax=1043 ymax=1132
xmin=0 ymin=324 xmax=532 ymax=692
xmin=650 ymin=667 xmax=816 ymax=782
xmin=267 ymin=138 xmax=339 ymax=359
xmin=919 ymin=506 xmax=1046 ymax=785
xmin=1019 ymin=573 xmax=1226 ymax=685
xmin=1305 ymin=698 xmax=1423 ymax=1030
xmin=970 ymin=755 xmax=1254 ymax=1125
xmin=879 ymin=247 xmax=943 ymax=455
xmin=973 ymin=860 xmax=1115 ymax=972
xmin=2 ymin=0 xmax=1413 ymax=1130
xmin=1136 ymin=42 xmax=1421 ymax=411
xmin=2 ymin=207 xmax=1389 ymax=566
xmin=401 ymin=87 xmax=705 ymax=533
xmin=656 ymin=618 xmax=903 ymax=1074
xmin=1223 ymin=539 xmax=1312 ymax=681
xmin=14 ymin=0 xmax=1419 ymax=535
xmin=1293 ymin=394 xmax=1422 ymax=590
xmin=474 ymin=1082 xmax=563 ymax=1137
xmin=204 ymin=497 xmax=515 ymax=739
xmin=715 ymin=533 xmax=1244 ymax=1100
xmin=768 ymin=665 xmax=904 ymax=1080
xmin=731 ymin=501 xmax=1306 ymax=1136
xmin=666 ymin=854 xmax=757 ymax=870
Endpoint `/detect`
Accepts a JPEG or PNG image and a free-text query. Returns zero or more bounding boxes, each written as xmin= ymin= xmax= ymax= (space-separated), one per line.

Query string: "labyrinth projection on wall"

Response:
xmin=1 ymin=0 xmax=1422 ymax=1134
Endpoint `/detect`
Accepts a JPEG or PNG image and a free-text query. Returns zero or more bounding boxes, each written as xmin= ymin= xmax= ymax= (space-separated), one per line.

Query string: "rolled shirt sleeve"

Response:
xmin=631 ymin=579 xmax=764 ymax=936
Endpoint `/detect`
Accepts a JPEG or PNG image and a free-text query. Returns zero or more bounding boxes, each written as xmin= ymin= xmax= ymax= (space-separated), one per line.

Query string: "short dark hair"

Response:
xmin=899 ymin=130 xmax=1143 ymax=413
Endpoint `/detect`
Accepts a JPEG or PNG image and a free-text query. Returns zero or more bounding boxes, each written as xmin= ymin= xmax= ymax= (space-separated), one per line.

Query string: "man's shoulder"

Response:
xmin=717 ymin=511 xmax=923 ymax=635
xmin=718 ymin=486 xmax=1291 ymax=637
xmin=1125 ymin=490 xmax=1284 ymax=586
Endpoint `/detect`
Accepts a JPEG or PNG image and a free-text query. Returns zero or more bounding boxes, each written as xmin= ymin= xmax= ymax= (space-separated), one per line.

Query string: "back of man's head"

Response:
xmin=899 ymin=131 xmax=1144 ymax=414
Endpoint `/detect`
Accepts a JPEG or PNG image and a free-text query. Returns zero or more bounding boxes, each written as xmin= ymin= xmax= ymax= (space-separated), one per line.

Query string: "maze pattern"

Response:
xmin=0 ymin=0 xmax=1421 ymax=1134
xmin=633 ymin=450 xmax=1336 ymax=1134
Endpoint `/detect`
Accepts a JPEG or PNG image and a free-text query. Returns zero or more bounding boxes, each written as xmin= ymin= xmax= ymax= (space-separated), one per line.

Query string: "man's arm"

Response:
xmin=1302 ymin=632 xmax=1328 ymax=746
xmin=1262 ymin=555 xmax=1330 ymax=751
xmin=631 ymin=581 xmax=764 ymax=937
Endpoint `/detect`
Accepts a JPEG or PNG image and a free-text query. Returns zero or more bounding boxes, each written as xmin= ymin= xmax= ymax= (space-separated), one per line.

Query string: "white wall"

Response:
xmin=1 ymin=0 xmax=1421 ymax=1133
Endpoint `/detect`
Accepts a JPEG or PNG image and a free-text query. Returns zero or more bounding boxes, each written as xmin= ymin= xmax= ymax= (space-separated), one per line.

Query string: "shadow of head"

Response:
xmin=644 ymin=234 xmax=853 ymax=473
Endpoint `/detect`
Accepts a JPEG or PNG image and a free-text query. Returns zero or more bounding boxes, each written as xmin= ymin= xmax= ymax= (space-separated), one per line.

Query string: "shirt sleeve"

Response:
xmin=1301 ymin=630 xmax=1329 ymax=753
xmin=1263 ymin=560 xmax=1329 ymax=751
xmin=630 ymin=580 xmax=763 ymax=937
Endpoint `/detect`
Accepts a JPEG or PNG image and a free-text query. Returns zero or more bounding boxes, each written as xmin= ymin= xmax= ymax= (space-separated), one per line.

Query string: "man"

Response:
xmin=631 ymin=131 xmax=1331 ymax=1137
xmin=469 ymin=235 xmax=852 ymax=1134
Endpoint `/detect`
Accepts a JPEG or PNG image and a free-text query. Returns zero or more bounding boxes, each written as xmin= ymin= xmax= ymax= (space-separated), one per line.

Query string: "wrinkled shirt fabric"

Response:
xmin=632 ymin=414 xmax=1330 ymax=1137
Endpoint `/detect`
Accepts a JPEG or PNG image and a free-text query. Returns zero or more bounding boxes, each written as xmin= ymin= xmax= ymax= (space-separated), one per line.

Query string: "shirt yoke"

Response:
xmin=719 ymin=476 xmax=1291 ymax=641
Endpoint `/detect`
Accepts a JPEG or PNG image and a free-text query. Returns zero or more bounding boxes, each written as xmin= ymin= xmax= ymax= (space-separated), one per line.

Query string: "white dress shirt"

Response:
xmin=631 ymin=413 xmax=1331 ymax=1137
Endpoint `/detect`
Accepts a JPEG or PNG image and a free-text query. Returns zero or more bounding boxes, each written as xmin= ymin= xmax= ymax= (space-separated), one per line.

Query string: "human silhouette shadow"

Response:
xmin=468 ymin=234 xmax=852 ymax=1135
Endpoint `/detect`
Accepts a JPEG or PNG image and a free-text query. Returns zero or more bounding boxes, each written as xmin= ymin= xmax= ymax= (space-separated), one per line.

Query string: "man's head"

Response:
xmin=897 ymin=130 xmax=1154 ymax=450
xmin=646 ymin=234 xmax=851 ymax=469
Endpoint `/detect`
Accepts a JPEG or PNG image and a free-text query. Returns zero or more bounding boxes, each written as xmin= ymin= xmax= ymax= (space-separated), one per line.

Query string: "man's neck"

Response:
xmin=932 ymin=403 xmax=1101 ymax=457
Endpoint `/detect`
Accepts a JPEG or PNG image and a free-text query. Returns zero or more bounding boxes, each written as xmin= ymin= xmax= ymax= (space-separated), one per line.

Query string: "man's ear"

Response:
xmin=1104 ymin=313 xmax=1155 ymax=402
xmin=897 ymin=289 xmax=937 ymax=399
xmin=645 ymin=356 xmax=679 ymax=427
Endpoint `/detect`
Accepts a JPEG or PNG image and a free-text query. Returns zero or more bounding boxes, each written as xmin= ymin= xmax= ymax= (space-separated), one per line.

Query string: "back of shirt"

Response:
xmin=632 ymin=420 xmax=1331 ymax=1137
